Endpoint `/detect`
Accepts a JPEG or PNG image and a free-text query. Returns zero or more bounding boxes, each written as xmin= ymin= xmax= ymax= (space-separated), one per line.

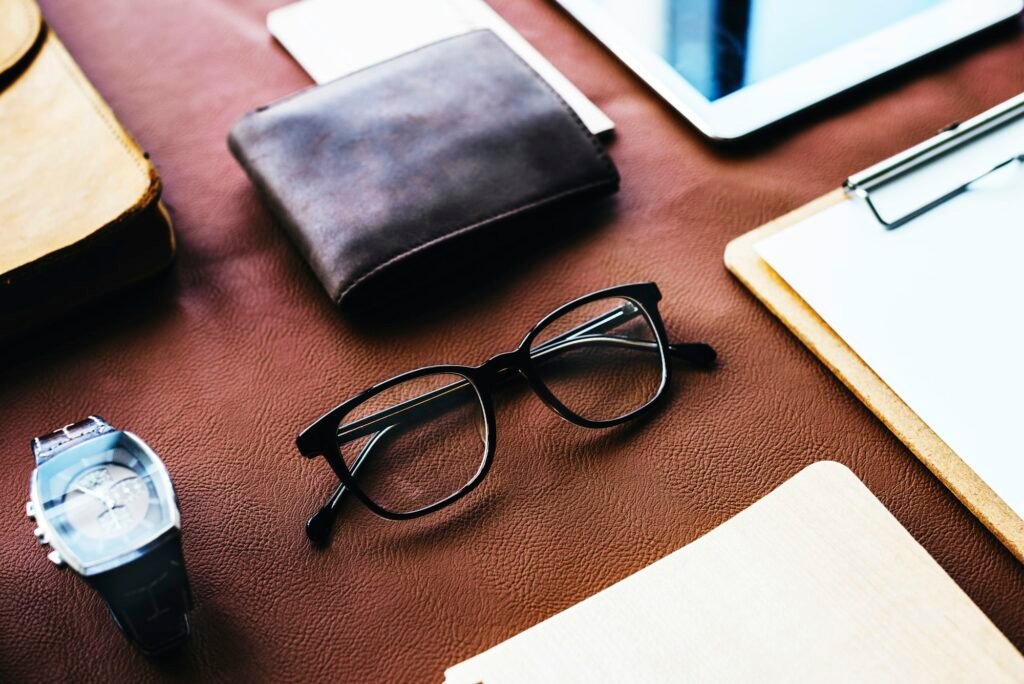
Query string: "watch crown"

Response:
xmin=25 ymin=501 xmax=35 ymax=519
xmin=46 ymin=550 xmax=63 ymax=567
xmin=33 ymin=527 xmax=48 ymax=544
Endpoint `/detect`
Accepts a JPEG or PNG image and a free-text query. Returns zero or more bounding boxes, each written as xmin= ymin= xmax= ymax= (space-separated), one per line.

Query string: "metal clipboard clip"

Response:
xmin=844 ymin=93 xmax=1024 ymax=230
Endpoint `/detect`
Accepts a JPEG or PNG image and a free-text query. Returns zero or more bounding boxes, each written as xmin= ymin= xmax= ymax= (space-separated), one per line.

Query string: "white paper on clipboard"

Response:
xmin=756 ymin=113 xmax=1024 ymax=518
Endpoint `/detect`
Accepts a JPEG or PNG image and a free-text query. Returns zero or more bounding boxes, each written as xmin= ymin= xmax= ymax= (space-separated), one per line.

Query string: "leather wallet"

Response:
xmin=228 ymin=29 xmax=619 ymax=307
xmin=1 ymin=0 xmax=175 ymax=339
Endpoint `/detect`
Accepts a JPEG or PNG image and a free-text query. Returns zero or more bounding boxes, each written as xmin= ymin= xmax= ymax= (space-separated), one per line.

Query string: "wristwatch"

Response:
xmin=27 ymin=417 xmax=193 ymax=655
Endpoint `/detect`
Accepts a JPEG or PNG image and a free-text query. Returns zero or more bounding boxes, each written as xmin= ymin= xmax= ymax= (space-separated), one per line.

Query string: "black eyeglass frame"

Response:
xmin=296 ymin=282 xmax=713 ymax=533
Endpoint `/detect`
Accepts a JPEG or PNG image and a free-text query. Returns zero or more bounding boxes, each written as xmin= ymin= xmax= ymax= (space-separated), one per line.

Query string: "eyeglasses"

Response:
xmin=295 ymin=282 xmax=716 ymax=545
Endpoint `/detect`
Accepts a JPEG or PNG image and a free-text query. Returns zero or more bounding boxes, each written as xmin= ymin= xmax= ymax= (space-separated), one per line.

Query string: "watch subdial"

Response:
xmin=109 ymin=476 xmax=147 ymax=507
xmin=79 ymin=467 xmax=113 ymax=490
xmin=97 ymin=505 xmax=134 ymax=534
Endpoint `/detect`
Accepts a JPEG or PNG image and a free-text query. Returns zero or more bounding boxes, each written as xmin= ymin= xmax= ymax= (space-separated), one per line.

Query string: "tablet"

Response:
xmin=554 ymin=0 xmax=1023 ymax=140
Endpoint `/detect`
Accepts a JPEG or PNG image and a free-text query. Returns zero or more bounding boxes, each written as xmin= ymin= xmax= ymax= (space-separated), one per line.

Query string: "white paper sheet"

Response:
xmin=267 ymin=0 xmax=614 ymax=136
xmin=756 ymin=118 xmax=1024 ymax=518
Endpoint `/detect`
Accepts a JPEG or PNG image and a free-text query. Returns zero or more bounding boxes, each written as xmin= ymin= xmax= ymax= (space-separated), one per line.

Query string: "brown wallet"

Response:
xmin=229 ymin=30 xmax=619 ymax=308
xmin=0 ymin=0 xmax=174 ymax=339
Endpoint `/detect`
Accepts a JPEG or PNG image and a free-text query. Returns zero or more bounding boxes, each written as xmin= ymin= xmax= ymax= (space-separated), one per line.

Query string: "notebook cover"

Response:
xmin=724 ymin=190 xmax=1024 ymax=563
xmin=445 ymin=461 xmax=1024 ymax=683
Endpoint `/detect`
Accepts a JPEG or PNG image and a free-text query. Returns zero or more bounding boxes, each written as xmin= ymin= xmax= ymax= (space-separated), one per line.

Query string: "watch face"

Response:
xmin=64 ymin=463 xmax=151 ymax=540
xmin=32 ymin=433 xmax=177 ymax=571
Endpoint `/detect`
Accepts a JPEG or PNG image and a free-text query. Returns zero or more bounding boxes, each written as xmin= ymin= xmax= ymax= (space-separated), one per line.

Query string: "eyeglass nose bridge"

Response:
xmin=478 ymin=350 xmax=527 ymax=379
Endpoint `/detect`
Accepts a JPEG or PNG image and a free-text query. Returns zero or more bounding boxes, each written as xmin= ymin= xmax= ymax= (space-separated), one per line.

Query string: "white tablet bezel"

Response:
xmin=554 ymin=0 xmax=1023 ymax=140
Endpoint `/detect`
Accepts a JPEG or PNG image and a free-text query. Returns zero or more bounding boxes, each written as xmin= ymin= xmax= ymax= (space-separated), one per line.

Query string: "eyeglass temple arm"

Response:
xmin=535 ymin=304 xmax=716 ymax=368
xmin=307 ymin=425 xmax=395 ymax=544
xmin=668 ymin=342 xmax=717 ymax=367
xmin=334 ymin=305 xmax=716 ymax=446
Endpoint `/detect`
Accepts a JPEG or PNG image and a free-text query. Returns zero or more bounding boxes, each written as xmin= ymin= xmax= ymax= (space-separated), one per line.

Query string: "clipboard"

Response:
xmin=725 ymin=93 xmax=1024 ymax=564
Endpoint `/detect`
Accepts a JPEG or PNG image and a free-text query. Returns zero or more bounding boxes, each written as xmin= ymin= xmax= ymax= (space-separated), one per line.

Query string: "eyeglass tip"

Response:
xmin=306 ymin=507 xmax=337 ymax=547
xmin=695 ymin=343 xmax=717 ymax=367
xmin=672 ymin=342 xmax=717 ymax=369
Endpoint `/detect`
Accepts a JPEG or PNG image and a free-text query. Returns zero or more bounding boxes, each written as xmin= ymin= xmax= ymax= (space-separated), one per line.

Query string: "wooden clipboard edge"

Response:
xmin=724 ymin=188 xmax=1024 ymax=564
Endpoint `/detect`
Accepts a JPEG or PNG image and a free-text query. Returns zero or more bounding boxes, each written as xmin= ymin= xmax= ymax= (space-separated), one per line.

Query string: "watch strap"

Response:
xmin=85 ymin=533 xmax=193 ymax=656
xmin=32 ymin=416 xmax=114 ymax=465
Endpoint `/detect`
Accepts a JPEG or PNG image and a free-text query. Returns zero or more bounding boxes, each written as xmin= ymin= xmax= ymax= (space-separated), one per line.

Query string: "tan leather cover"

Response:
xmin=0 ymin=0 xmax=173 ymax=338
xmin=725 ymin=190 xmax=1024 ymax=564
xmin=0 ymin=0 xmax=41 ymax=76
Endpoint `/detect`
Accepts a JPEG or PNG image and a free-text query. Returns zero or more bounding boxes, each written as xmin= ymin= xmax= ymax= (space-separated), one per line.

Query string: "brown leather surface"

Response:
xmin=1 ymin=0 xmax=1021 ymax=681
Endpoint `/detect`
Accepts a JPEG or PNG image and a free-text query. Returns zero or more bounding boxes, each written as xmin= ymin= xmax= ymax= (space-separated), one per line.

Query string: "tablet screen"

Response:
xmin=585 ymin=0 xmax=943 ymax=101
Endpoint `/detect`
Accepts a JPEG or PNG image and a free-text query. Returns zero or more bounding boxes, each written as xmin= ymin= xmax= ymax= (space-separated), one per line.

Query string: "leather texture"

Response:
xmin=0 ymin=0 xmax=1022 ymax=681
xmin=228 ymin=29 xmax=619 ymax=307
xmin=0 ymin=1 xmax=174 ymax=339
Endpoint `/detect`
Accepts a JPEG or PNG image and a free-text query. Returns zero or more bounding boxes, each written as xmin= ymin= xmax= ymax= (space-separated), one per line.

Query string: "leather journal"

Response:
xmin=229 ymin=29 xmax=619 ymax=307
xmin=0 ymin=0 xmax=174 ymax=340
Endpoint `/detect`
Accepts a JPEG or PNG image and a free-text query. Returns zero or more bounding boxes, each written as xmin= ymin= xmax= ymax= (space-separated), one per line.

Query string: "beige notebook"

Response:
xmin=444 ymin=462 xmax=1024 ymax=683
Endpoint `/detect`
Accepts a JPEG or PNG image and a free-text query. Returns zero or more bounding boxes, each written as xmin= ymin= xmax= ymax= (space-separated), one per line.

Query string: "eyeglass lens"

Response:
xmin=529 ymin=297 xmax=664 ymax=422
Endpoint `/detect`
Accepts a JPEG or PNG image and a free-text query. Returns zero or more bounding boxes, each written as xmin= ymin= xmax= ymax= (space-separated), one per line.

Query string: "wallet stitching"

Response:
xmin=336 ymin=30 xmax=618 ymax=302
xmin=337 ymin=177 xmax=615 ymax=301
